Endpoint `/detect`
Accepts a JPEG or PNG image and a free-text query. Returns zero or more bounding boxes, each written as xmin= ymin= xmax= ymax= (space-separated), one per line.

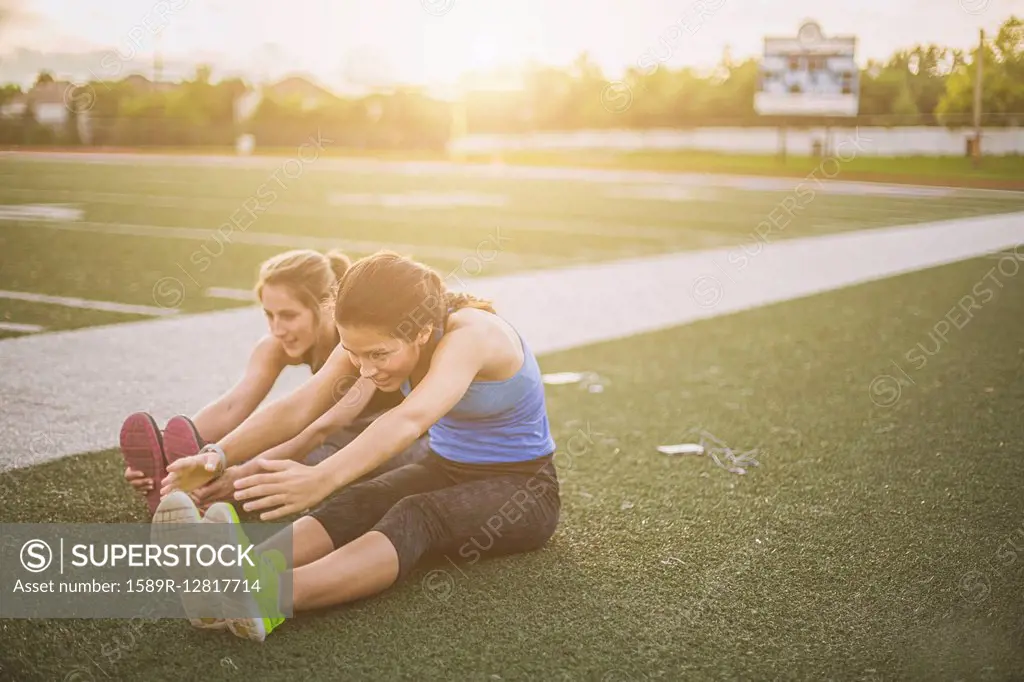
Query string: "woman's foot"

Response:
xmin=203 ymin=502 xmax=288 ymax=642
xmin=119 ymin=412 xmax=165 ymax=516
xmin=151 ymin=491 xmax=227 ymax=630
xmin=227 ymin=548 xmax=288 ymax=642
xmin=163 ymin=415 xmax=211 ymax=510
xmin=163 ymin=415 xmax=204 ymax=465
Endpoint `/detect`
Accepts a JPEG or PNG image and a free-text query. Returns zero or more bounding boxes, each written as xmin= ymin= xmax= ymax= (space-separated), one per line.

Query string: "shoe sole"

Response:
xmin=151 ymin=491 xmax=220 ymax=629
xmin=120 ymin=412 xmax=165 ymax=516
xmin=228 ymin=616 xmax=268 ymax=642
xmin=163 ymin=415 xmax=203 ymax=465
xmin=204 ymin=502 xmax=271 ymax=642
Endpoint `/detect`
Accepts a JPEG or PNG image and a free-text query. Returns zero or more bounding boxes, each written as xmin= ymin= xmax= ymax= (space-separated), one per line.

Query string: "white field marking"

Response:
xmin=0 ymin=172 xmax=206 ymax=187
xmin=2 ymin=219 xmax=565 ymax=268
xmin=204 ymin=287 xmax=256 ymax=301
xmin=607 ymin=185 xmax=714 ymax=201
xmin=0 ymin=187 xmax=236 ymax=210
xmin=327 ymin=191 xmax=508 ymax=208
xmin=608 ymin=182 xmax=957 ymax=201
xmin=0 ymin=290 xmax=178 ymax=317
xmin=0 ymin=322 xmax=45 ymax=333
xmin=7 ymin=150 xmax=1024 ymax=198
xmin=0 ymin=187 xmax=683 ymax=241
xmin=606 ymin=180 xmax=974 ymax=204
xmin=705 ymin=175 xmax=961 ymax=198
xmin=0 ymin=203 xmax=83 ymax=221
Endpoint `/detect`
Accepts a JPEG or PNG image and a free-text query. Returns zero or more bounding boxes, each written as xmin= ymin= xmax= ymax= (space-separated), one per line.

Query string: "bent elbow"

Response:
xmin=403 ymin=413 xmax=433 ymax=444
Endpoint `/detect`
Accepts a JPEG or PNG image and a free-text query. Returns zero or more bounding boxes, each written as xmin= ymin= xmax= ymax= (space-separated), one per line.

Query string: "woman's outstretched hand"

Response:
xmin=233 ymin=459 xmax=331 ymax=521
xmin=160 ymin=451 xmax=222 ymax=496
xmin=193 ymin=465 xmax=245 ymax=506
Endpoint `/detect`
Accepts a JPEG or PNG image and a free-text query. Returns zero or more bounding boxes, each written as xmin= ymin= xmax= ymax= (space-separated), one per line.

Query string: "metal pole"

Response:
xmin=449 ymin=93 xmax=467 ymax=160
xmin=973 ymin=28 xmax=984 ymax=167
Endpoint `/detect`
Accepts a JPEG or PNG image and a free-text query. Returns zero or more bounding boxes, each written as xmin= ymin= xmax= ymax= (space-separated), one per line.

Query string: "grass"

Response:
xmin=3 ymin=155 xmax=1024 ymax=339
xmin=2 ymin=253 xmax=1023 ymax=680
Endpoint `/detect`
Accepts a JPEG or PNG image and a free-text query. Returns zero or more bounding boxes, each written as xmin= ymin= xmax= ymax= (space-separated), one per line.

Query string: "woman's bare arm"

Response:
xmin=216 ymin=344 xmax=363 ymax=466
xmin=252 ymin=379 xmax=377 ymax=463
xmin=189 ymin=335 xmax=286 ymax=442
xmin=315 ymin=324 xmax=488 ymax=490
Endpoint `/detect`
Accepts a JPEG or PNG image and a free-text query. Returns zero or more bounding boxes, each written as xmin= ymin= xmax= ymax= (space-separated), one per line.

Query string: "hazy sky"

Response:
xmin=2 ymin=0 xmax=1022 ymax=88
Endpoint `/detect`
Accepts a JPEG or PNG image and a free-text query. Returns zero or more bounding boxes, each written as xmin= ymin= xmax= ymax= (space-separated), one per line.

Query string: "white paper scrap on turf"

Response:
xmin=542 ymin=371 xmax=607 ymax=391
xmin=542 ymin=372 xmax=587 ymax=384
xmin=657 ymin=443 xmax=705 ymax=456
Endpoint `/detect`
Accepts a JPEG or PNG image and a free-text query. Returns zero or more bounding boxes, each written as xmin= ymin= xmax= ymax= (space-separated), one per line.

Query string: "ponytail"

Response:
xmin=444 ymin=291 xmax=496 ymax=314
xmin=325 ymin=250 xmax=351 ymax=282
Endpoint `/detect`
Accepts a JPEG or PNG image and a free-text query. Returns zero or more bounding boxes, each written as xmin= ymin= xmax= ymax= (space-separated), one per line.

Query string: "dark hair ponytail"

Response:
xmin=444 ymin=291 xmax=496 ymax=314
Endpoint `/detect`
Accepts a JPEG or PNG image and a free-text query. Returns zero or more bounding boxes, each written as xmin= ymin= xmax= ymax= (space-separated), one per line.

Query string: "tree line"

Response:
xmin=0 ymin=16 xmax=1020 ymax=150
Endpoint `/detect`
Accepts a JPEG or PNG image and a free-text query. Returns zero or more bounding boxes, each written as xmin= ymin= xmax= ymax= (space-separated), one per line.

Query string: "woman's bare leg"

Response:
xmin=291 ymin=531 xmax=400 ymax=611
xmin=286 ymin=472 xmax=560 ymax=613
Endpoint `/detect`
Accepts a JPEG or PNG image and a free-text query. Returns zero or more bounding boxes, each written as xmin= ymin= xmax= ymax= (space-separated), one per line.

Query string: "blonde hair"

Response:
xmin=255 ymin=249 xmax=351 ymax=318
xmin=334 ymin=251 xmax=495 ymax=342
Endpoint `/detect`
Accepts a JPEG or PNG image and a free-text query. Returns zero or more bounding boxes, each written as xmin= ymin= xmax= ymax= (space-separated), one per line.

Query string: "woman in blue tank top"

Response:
xmin=156 ymin=251 xmax=562 ymax=641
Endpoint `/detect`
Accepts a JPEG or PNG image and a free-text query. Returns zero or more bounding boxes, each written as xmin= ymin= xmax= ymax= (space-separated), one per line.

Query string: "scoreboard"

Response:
xmin=755 ymin=21 xmax=859 ymax=117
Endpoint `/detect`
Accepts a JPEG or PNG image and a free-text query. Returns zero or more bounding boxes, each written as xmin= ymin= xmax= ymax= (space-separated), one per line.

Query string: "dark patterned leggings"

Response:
xmin=307 ymin=449 xmax=561 ymax=580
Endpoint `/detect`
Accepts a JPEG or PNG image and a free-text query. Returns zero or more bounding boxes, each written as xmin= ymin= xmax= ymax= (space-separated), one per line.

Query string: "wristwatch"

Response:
xmin=199 ymin=443 xmax=227 ymax=474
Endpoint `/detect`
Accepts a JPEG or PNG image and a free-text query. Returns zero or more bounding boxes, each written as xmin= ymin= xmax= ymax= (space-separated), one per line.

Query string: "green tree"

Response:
xmin=859 ymin=61 xmax=917 ymax=119
xmin=937 ymin=16 xmax=1024 ymax=125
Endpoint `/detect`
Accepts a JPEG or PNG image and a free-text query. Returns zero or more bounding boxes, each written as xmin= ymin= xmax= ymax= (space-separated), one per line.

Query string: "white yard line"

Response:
xmin=0 ymin=203 xmax=84 ymax=221
xmin=4 ymin=150 xmax=1023 ymax=198
xmin=0 ymin=187 xmax=689 ymax=242
xmin=1 ymin=219 xmax=541 ymax=266
xmin=204 ymin=287 xmax=255 ymax=301
xmin=0 ymin=187 xmax=241 ymax=209
xmin=0 ymin=290 xmax=178 ymax=317
xmin=0 ymin=322 xmax=45 ymax=333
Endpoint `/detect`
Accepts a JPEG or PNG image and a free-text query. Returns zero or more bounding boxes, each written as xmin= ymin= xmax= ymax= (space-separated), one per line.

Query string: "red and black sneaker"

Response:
xmin=163 ymin=414 xmax=204 ymax=465
xmin=119 ymin=412 xmax=166 ymax=516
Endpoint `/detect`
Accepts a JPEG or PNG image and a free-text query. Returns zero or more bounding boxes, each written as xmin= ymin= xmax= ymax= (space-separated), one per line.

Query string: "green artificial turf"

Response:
xmin=2 ymin=251 xmax=1022 ymax=680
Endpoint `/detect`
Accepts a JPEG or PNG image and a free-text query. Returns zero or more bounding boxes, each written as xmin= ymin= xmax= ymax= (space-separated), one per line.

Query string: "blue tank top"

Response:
xmin=400 ymin=320 xmax=556 ymax=464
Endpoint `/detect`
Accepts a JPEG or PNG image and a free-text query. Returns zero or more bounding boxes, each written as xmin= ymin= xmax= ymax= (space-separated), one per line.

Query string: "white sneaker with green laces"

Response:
xmin=203 ymin=501 xmax=288 ymax=642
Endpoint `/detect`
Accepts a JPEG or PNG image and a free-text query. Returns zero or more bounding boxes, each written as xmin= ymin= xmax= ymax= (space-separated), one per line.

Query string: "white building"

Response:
xmin=0 ymin=79 xmax=90 ymax=139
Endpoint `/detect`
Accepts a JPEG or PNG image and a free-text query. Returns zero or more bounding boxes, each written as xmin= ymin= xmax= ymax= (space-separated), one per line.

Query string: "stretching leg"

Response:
xmin=254 ymin=457 xmax=452 ymax=570
xmin=289 ymin=472 xmax=561 ymax=611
